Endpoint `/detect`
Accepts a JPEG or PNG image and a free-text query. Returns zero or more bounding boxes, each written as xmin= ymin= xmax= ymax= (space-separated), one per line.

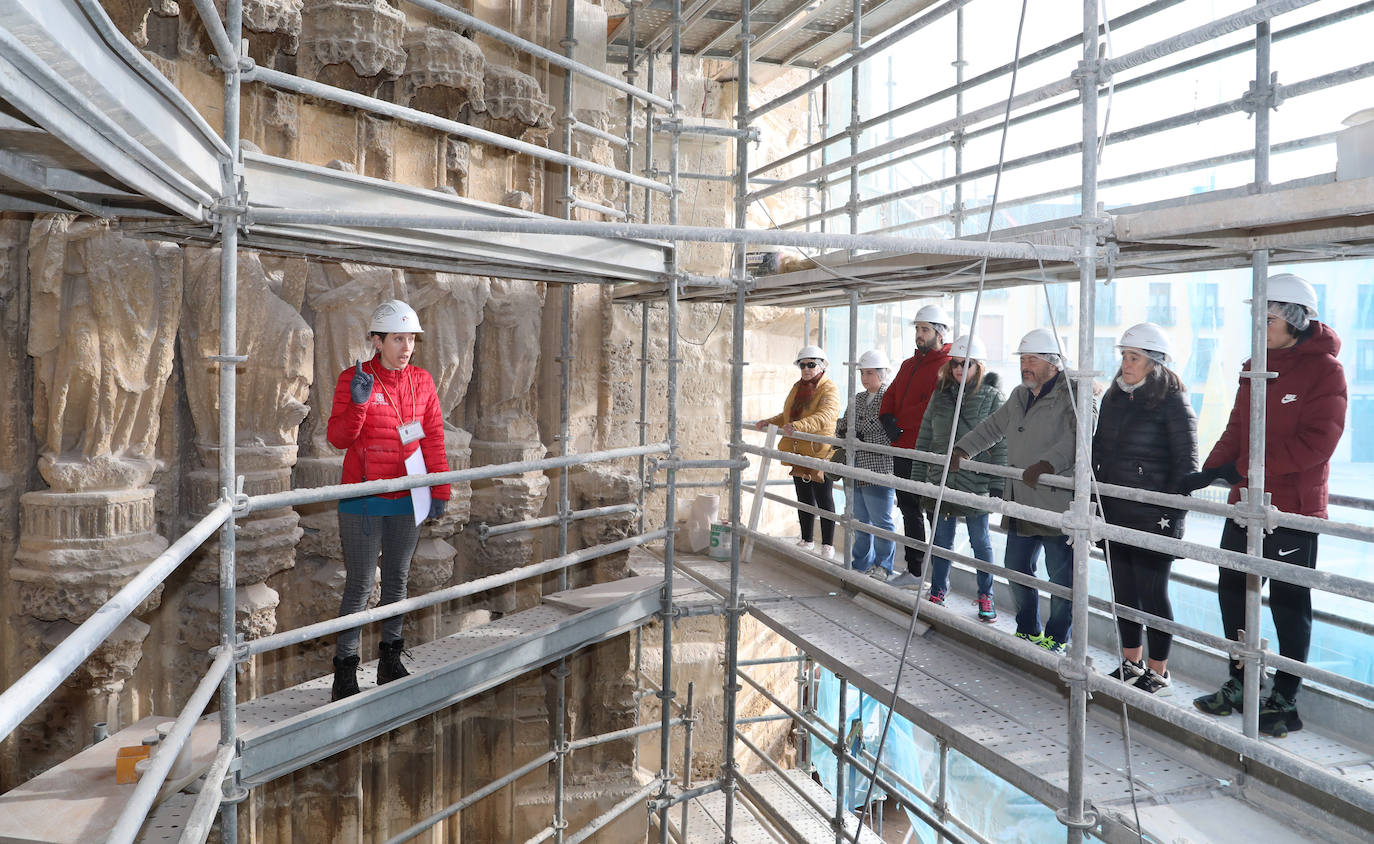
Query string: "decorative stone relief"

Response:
xmin=100 ymin=0 xmax=178 ymax=48
xmin=445 ymin=137 xmax=470 ymax=184
xmin=27 ymin=216 xmax=180 ymax=492
xmin=463 ymin=63 xmax=553 ymax=144
xmin=216 ymin=0 xmax=303 ymax=69
xmin=299 ymin=0 xmax=406 ymax=95
xmin=361 ymin=114 xmax=395 ymax=181
xmin=471 ymin=279 xmax=544 ymax=450
xmin=400 ymin=27 xmax=485 ymax=120
xmin=246 ymin=89 xmax=300 ymax=159
xmin=180 ymin=247 xmax=311 ymax=589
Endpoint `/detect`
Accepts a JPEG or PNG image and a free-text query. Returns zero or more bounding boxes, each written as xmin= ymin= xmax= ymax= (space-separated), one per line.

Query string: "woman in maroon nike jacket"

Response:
xmin=325 ymin=299 xmax=451 ymax=701
xmin=1183 ymin=274 xmax=1346 ymax=737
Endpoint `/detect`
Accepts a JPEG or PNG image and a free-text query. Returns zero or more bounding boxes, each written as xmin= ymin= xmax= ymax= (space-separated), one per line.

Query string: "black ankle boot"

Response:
xmin=377 ymin=639 xmax=410 ymax=685
xmin=331 ymin=655 xmax=360 ymax=701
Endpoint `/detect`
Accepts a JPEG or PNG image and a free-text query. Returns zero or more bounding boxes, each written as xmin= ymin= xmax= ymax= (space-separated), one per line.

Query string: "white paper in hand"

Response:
xmin=404 ymin=447 xmax=430 ymax=526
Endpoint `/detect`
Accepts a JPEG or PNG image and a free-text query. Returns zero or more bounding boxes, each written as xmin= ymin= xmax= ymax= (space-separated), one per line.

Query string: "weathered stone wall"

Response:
xmin=0 ymin=0 xmax=816 ymax=840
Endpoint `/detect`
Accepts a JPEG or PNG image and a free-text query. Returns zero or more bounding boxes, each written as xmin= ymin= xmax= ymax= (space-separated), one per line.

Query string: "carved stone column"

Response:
xmin=11 ymin=216 xmax=178 ymax=768
xmin=177 ymin=247 xmax=313 ymax=693
xmin=461 ymin=280 xmax=548 ymax=614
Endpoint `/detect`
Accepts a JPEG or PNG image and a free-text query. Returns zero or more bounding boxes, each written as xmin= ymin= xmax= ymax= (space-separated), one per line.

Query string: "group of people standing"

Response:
xmin=759 ymin=274 xmax=1346 ymax=737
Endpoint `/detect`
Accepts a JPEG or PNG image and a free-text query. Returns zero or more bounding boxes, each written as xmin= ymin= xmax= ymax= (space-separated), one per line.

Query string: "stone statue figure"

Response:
xmin=181 ymin=247 xmax=313 ymax=461
xmin=407 ymin=271 xmax=490 ymax=425
xmin=473 ymin=279 xmax=544 ymax=445
xmin=27 ymin=216 xmax=181 ymax=492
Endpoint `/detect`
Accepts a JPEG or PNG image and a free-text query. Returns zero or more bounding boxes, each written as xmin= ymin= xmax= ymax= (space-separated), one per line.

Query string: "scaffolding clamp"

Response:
xmin=1055 ymin=806 xmax=1099 ymax=830
xmin=1242 ymin=72 xmax=1285 ymax=115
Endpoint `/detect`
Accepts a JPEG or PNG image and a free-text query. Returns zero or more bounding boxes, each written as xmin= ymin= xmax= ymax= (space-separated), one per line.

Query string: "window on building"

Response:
xmin=1354 ymin=397 xmax=1374 ymax=463
xmin=1358 ymin=285 xmax=1374 ymax=329
xmin=1044 ymin=284 xmax=1072 ymax=325
xmin=1193 ymin=282 xmax=1222 ymax=328
xmin=1358 ymin=340 xmax=1374 ymax=383
xmin=1312 ymin=283 xmax=1327 ymax=321
xmin=1096 ymin=284 xmax=1119 ymax=325
xmin=1094 ymin=336 xmax=1117 ymax=376
xmin=1147 ymin=282 xmax=1175 ymax=326
xmin=1191 ymin=338 xmax=1217 ymax=383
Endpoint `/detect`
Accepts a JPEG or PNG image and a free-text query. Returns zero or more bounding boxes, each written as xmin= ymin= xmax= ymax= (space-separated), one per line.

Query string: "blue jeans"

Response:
xmin=850 ymin=483 xmax=896 ymax=573
xmin=930 ymin=513 xmax=995 ymax=596
xmin=1004 ymin=530 xmax=1074 ymax=643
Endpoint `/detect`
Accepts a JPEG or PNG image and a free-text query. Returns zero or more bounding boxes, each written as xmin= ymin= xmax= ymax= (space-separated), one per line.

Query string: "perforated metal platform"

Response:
xmin=233 ymin=576 xmax=663 ymax=786
xmin=675 ymin=550 xmax=1374 ymax=844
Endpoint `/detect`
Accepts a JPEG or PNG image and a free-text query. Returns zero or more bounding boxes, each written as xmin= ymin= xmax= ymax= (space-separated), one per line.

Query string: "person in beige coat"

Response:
xmin=756 ymin=345 xmax=842 ymax=559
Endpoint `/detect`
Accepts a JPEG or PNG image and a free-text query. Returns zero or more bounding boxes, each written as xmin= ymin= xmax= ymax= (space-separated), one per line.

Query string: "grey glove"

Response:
xmin=428 ymin=498 xmax=446 ymax=522
xmin=350 ymin=359 xmax=374 ymax=404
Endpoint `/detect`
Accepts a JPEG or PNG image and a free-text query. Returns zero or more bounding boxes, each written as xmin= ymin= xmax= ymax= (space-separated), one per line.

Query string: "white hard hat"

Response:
xmin=369 ymin=299 xmax=424 ymax=334
xmin=912 ymin=304 xmax=952 ymax=330
xmin=1016 ymin=328 xmax=1062 ymax=357
xmin=794 ymin=344 xmax=828 ymax=365
xmin=857 ymin=349 xmax=890 ymax=370
xmin=1244 ymin=273 xmax=1318 ymax=315
xmin=947 ymin=334 xmax=987 ymax=362
xmin=1117 ymin=322 xmax=1173 ymax=361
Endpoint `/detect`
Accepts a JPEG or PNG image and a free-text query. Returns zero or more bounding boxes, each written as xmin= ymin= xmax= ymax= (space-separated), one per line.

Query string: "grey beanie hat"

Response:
xmin=1269 ymin=301 xmax=1311 ymax=332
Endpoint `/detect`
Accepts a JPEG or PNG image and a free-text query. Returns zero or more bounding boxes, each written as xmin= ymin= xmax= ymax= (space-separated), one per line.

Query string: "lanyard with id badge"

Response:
xmin=372 ymin=364 xmax=432 ymax=525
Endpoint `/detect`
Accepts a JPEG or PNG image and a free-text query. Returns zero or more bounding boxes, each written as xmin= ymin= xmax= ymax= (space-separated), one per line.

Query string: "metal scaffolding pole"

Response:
xmin=834 ymin=674 xmax=849 ymax=844
xmin=952 ymin=6 xmax=966 ymax=237
xmin=216 ymin=3 xmax=244 ymax=839
xmin=656 ymin=2 xmax=682 ymax=839
xmin=843 ymin=290 xmax=858 ymax=566
xmin=847 ymin=0 xmax=862 ymax=239
xmin=624 ymin=2 xmax=640 ymax=219
xmin=723 ymin=0 xmax=751 ymax=834
xmin=1062 ymin=5 xmax=1100 ymax=840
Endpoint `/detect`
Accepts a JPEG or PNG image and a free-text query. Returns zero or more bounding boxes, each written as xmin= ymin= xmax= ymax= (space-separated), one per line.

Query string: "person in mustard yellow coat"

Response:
xmin=756 ymin=344 xmax=842 ymax=559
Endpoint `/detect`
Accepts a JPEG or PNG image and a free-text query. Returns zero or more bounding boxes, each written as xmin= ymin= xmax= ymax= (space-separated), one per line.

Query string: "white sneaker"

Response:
xmin=886 ymin=571 xmax=922 ymax=589
xmin=866 ymin=567 xmax=893 ymax=581
xmin=795 ymin=539 xmax=815 ymax=551
xmin=821 ymin=545 xmax=837 ymax=561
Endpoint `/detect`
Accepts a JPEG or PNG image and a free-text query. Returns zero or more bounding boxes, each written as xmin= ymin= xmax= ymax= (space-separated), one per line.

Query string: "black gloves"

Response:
xmin=428 ymin=498 xmax=446 ymax=522
xmin=350 ymin=359 xmax=374 ymax=405
xmin=1178 ymin=462 xmax=1241 ymax=493
xmin=879 ymin=413 xmax=902 ymax=443
xmin=1022 ymin=460 xmax=1054 ymax=489
xmin=948 ymin=448 xmax=969 ymax=474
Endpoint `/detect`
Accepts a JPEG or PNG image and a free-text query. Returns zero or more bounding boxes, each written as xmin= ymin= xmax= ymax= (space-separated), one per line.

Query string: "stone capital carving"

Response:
xmin=400 ymin=27 xmax=485 ymax=120
xmin=300 ymin=0 xmax=406 ymax=94
xmin=463 ymin=63 xmax=554 ymax=143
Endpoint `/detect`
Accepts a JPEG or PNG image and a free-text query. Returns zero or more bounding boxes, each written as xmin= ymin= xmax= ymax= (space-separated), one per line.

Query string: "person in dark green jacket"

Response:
xmin=913 ymin=335 xmax=1006 ymax=621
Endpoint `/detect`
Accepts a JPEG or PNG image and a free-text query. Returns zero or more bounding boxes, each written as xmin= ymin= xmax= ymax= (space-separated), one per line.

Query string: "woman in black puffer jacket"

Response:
xmin=1091 ymin=323 xmax=1198 ymax=697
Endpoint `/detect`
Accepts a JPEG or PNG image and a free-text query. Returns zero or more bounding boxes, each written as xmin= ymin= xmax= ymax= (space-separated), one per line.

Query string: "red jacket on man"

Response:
xmin=879 ymin=344 xmax=951 ymax=449
xmin=327 ymin=355 xmax=452 ymax=501
xmin=1203 ymin=322 xmax=1345 ymax=518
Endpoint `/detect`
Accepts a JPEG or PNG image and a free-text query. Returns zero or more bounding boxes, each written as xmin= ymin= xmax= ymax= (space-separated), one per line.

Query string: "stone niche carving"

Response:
xmin=299 ymin=0 xmax=406 ymax=95
xmin=463 ymin=63 xmax=554 ymax=144
xmin=400 ymin=27 xmax=485 ymax=120
xmin=445 ymin=137 xmax=470 ymax=191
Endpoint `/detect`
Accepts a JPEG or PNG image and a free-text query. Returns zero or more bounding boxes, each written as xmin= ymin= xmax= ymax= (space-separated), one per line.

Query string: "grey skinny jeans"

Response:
xmin=336 ymin=511 xmax=420 ymax=658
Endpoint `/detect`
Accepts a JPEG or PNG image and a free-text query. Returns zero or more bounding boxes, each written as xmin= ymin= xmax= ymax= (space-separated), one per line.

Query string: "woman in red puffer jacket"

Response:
xmin=325 ymin=299 xmax=450 ymax=701
xmin=1183 ymin=274 xmax=1346 ymax=737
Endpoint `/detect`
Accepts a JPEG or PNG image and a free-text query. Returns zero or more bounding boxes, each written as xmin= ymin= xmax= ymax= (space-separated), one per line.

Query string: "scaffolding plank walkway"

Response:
xmin=234 ymin=576 xmax=663 ymax=785
xmin=677 ymin=550 xmax=1373 ymax=844
xmin=656 ymin=769 xmax=884 ymax=844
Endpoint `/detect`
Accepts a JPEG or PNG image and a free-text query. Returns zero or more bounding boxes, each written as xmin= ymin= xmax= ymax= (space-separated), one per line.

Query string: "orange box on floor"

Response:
xmin=114 ymin=745 xmax=151 ymax=784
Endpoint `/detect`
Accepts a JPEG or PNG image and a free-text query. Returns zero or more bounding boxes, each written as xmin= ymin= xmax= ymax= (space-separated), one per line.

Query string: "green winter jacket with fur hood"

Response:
xmin=913 ymin=372 xmax=1007 ymax=517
